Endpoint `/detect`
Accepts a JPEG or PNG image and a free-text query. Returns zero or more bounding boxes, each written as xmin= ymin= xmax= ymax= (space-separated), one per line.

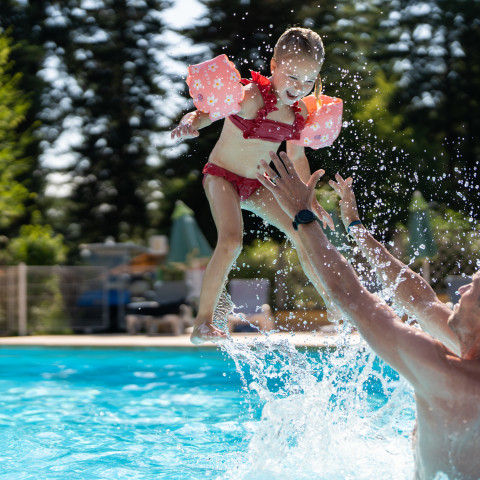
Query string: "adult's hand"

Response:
xmin=329 ymin=174 xmax=361 ymax=232
xmin=256 ymin=151 xmax=327 ymax=223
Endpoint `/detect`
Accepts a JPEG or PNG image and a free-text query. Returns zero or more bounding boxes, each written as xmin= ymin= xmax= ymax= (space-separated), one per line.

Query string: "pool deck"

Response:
xmin=0 ymin=331 xmax=360 ymax=348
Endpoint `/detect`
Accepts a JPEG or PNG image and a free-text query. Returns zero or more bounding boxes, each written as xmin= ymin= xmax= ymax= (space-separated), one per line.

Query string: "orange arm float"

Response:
xmin=290 ymin=94 xmax=343 ymax=149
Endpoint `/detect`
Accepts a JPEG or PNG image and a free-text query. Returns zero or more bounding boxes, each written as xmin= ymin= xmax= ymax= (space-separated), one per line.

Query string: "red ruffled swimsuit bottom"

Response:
xmin=202 ymin=163 xmax=262 ymax=201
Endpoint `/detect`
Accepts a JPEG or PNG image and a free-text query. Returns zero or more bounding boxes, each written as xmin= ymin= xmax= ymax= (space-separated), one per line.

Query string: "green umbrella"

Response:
xmin=408 ymin=190 xmax=437 ymax=259
xmin=166 ymin=201 xmax=213 ymax=265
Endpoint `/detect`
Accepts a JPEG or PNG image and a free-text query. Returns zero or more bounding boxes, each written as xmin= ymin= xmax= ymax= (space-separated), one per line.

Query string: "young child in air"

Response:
xmin=171 ymin=27 xmax=342 ymax=344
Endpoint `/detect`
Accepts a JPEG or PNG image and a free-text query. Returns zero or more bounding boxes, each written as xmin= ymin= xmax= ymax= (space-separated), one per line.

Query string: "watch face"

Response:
xmin=297 ymin=209 xmax=315 ymax=223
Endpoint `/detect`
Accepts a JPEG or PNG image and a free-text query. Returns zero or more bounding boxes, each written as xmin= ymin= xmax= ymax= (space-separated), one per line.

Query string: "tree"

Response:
xmin=373 ymin=0 xmax=480 ymax=215
xmin=34 ymin=0 xmax=174 ymax=250
xmin=0 ymin=1 xmax=47 ymax=226
xmin=7 ymin=224 xmax=67 ymax=265
xmin=0 ymin=31 xmax=38 ymax=234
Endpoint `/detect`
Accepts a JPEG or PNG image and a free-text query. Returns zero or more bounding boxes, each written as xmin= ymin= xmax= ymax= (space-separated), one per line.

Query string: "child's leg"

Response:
xmin=243 ymin=187 xmax=341 ymax=318
xmin=191 ymin=175 xmax=244 ymax=344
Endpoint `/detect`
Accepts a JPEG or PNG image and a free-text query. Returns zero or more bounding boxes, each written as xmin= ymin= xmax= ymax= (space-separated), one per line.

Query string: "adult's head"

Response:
xmin=448 ymin=270 xmax=480 ymax=359
xmin=271 ymin=27 xmax=324 ymax=106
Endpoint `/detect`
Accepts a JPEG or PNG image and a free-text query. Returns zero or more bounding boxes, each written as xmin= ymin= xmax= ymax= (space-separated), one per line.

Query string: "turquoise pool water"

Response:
xmin=0 ymin=341 xmax=415 ymax=479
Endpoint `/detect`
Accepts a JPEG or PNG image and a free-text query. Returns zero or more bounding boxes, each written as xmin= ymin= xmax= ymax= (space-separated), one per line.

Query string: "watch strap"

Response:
xmin=347 ymin=220 xmax=362 ymax=233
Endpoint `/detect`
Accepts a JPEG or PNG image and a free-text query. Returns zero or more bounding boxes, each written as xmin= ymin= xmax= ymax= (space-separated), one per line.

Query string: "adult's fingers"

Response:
xmin=267 ymin=151 xmax=289 ymax=177
xmin=329 ymin=179 xmax=342 ymax=195
xmin=307 ymin=169 xmax=325 ymax=190
xmin=321 ymin=208 xmax=335 ymax=231
xmin=256 ymin=171 xmax=276 ymax=193
xmin=334 ymin=173 xmax=346 ymax=187
xmin=334 ymin=173 xmax=353 ymax=188
xmin=331 ymin=174 xmax=355 ymax=194
xmin=277 ymin=151 xmax=295 ymax=175
xmin=259 ymin=159 xmax=278 ymax=182
xmin=313 ymin=203 xmax=334 ymax=231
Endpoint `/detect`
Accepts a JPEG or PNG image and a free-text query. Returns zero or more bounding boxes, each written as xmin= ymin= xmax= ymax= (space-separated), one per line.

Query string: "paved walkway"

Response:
xmin=0 ymin=332 xmax=360 ymax=348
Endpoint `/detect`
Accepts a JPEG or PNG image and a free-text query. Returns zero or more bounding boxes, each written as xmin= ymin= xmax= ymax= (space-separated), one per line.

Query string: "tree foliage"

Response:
xmin=0 ymin=31 xmax=37 ymax=232
xmin=7 ymin=224 xmax=67 ymax=265
xmin=1 ymin=0 xmax=479 ymax=270
xmin=369 ymin=0 xmax=480 ymax=213
xmin=33 ymin=0 xmax=174 ymax=250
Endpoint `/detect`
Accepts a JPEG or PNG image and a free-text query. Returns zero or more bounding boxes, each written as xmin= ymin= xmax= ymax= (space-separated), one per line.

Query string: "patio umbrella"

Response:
xmin=166 ymin=201 xmax=212 ymax=265
xmin=408 ymin=190 xmax=437 ymax=281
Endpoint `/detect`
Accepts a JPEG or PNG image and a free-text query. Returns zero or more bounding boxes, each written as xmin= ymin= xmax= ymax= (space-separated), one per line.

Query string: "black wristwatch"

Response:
xmin=292 ymin=209 xmax=317 ymax=230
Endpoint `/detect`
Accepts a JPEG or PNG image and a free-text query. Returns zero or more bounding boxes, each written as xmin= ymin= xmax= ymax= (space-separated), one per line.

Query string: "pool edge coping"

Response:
xmin=0 ymin=332 xmax=360 ymax=348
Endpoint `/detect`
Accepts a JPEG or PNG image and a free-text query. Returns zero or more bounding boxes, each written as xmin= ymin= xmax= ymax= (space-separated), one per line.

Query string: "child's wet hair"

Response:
xmin=274 ymin=27 xmax=325 ymax=107
xmin=273 ymin=27 xmax=325 ymax=64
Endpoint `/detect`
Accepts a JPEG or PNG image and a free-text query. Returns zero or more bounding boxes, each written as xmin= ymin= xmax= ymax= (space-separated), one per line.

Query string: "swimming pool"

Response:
xmin=0 ymin=340 xmax=415 ymax=479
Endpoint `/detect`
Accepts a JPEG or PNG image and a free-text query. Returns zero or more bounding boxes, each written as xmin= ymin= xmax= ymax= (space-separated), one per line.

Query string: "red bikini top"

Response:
xmin=229 ymin=71 xmax=305 ymax=143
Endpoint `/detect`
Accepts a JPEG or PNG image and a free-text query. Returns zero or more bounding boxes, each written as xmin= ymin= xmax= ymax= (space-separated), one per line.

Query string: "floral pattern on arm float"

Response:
xmin=186 ymin=54 xmax=244 ymax=121
xmin=290 ymin=94 xmax=343 ymax=149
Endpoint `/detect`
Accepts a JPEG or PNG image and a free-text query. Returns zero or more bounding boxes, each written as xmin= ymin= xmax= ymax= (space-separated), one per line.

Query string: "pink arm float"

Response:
xmin=186 ymin=54 xmax=244 ymax=121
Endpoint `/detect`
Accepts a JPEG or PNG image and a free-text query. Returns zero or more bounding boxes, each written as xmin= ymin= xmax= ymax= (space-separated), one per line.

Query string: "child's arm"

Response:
xmin=171 ymin=110 xmax=212 ymax=141
xmin=172 ymin=81 xmax=261 ymax=142
xmin=286 ymin=142 xmax=311 ymax=183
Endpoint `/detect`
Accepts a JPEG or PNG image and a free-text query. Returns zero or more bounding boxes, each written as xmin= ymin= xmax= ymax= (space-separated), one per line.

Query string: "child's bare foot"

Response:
xmin=190 ymin=321 xmax=228 ymax=345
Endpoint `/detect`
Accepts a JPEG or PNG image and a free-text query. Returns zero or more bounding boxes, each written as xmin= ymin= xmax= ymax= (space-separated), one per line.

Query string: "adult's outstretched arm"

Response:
xmin=329 ymin=174 xmax=459 ymax=354
xmin=256 ymin=151 xmax=454 ymax=396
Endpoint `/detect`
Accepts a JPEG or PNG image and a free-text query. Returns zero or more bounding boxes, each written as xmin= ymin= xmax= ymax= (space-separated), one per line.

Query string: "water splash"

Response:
xmin=212 ymin=287 xmax=235 ymax=332
xmin=210 ymin=259 xmax=416 ymax=479
xmin=215 ymin=329 xmax=414 ymax=480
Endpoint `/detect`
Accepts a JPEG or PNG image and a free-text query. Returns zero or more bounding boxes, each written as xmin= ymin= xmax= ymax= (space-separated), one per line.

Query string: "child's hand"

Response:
xmin=171 ymin=121 xmax=199 ymax=141
xmin=329 ymin=174 xmax=361 ymax=231
xmin=171 ymin=112 xmax=201 ymax=141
